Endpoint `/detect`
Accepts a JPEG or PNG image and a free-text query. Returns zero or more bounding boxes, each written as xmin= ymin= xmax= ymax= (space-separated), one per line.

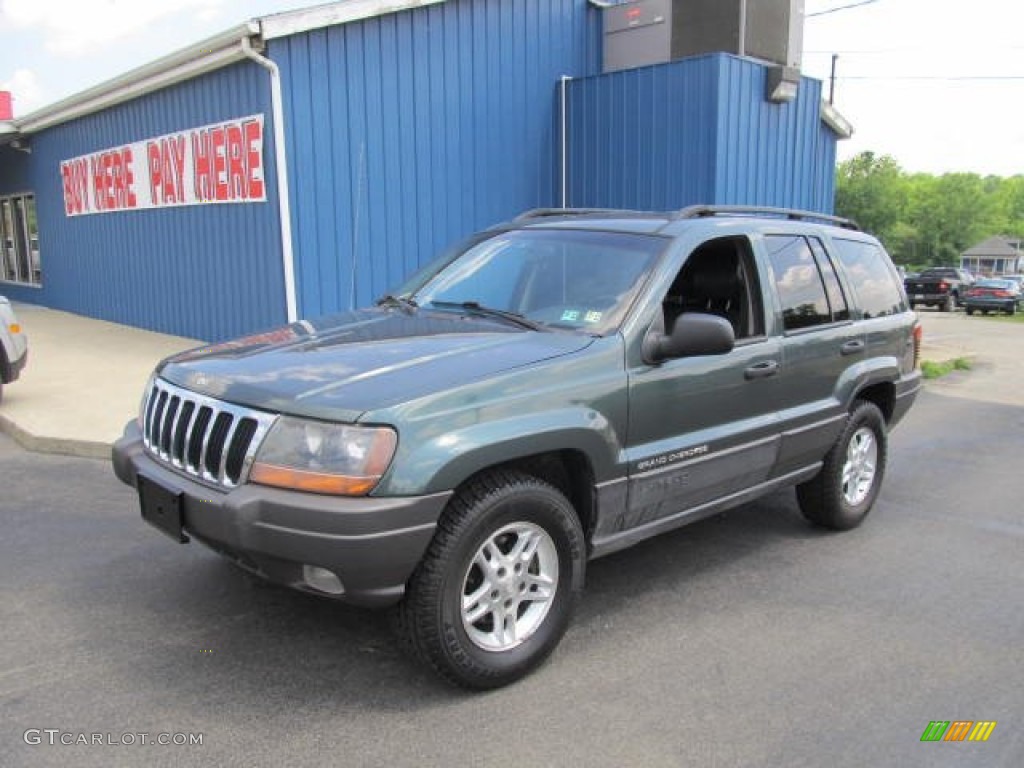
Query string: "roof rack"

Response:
xmin=673 ymin=205 xmax=860 ymax=231
xmin=513 ymin=207 xmax=635 ymax=222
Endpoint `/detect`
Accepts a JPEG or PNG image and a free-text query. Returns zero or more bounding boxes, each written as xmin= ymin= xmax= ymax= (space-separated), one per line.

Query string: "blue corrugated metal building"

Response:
xmin=0 ymin=0 xmax=850 ymax=341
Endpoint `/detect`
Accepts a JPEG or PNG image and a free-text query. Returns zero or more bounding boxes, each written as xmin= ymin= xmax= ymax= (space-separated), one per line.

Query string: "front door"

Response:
xmin=621 ymin=235 xmax=784 ymax=534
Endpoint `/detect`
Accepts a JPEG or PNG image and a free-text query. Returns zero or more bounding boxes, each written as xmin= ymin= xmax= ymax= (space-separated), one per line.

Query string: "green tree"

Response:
xmin=835 ymin=152 xmax=906 ymax=249
xmin=835 ymin=152 xmax=1023 ymax=269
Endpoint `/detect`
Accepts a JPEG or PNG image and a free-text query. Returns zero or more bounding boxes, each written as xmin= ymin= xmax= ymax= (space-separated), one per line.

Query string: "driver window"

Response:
xmin=662 ymin=236 xmax=765 ymax=341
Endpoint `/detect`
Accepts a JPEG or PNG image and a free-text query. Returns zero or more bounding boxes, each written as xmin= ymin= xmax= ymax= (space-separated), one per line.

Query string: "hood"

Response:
xmin=159 ymin=308 xmax=594 ymax=421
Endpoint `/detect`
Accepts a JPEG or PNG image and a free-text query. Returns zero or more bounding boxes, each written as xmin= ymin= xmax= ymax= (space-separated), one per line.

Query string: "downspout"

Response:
xmin=560 ymin=75 xmax=571 ymax=208
xmin=738 ymin=0 xmax=747 ymax=57
xmin=240 ymin=35 xmax=299 ymax=324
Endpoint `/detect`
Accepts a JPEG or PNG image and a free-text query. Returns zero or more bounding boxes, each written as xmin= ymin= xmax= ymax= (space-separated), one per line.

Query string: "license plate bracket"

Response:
xmin=138 ymin=474 xmax=188 ymax=543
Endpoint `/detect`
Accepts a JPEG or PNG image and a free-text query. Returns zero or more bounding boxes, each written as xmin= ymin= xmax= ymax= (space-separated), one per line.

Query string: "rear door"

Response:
xmin=760 ymin=233 xmax=863 ymax=477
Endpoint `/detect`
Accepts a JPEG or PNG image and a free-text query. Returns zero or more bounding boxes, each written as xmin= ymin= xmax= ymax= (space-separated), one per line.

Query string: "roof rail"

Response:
xmin=674 ymin=205 xmax=860 ymax=231
xmin=513 ymin=207 xmax=631 ymax=222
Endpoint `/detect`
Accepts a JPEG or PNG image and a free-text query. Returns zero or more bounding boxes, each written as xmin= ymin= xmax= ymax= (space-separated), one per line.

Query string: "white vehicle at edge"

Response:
xmin=0 ymin=296 xmax=28 ymax=403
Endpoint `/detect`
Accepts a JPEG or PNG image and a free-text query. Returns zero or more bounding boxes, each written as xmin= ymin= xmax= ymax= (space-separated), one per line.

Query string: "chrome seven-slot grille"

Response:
xmin=142 ymin=378 xmax=277 ymax=489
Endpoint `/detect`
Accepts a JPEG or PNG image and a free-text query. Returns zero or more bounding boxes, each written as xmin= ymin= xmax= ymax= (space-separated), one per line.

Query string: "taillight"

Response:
xmin=912 ymin=323 xmax=923 ymax=369
xmin=993 ymin=290 xmax=1011 ymax=298
xmin=938 ymin=280 xmax=949 ymax=291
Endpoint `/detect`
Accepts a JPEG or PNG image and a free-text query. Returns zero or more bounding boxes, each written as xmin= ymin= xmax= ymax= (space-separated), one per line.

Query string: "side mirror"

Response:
xmin=643 ymin=312 xmax=735 ymax=363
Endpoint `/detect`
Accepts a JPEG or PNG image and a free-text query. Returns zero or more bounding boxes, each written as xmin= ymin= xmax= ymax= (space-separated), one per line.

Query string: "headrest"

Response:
xmin=692 ymin=266 xmax=739 ymax=300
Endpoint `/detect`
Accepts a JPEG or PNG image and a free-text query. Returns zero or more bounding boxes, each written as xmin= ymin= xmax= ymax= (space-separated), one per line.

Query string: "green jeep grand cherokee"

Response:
xmin=113 ymin=206 xmax=921 ymax=688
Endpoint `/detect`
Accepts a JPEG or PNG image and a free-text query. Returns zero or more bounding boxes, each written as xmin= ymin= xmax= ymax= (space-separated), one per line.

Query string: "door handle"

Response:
xmin=744 ymin=360 xmax=779 ymax=380
xmin=841 ymin=340 xmax=866 ymax=356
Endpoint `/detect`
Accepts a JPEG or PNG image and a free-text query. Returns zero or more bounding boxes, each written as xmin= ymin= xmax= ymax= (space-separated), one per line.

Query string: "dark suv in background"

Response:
xmin=114 ymin=206 xmax=921 ymax=688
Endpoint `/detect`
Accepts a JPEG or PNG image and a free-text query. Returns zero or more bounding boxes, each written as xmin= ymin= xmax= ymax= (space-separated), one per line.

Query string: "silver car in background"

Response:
xmin=0 ymin=296 xmax=28 ymax=403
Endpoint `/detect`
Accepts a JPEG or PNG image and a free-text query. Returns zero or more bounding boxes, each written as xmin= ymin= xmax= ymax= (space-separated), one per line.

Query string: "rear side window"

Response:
xmin=765 ymin=235 xmax=843 ymax=331
xmin=831 ymin=239 xmax=906 ymax=318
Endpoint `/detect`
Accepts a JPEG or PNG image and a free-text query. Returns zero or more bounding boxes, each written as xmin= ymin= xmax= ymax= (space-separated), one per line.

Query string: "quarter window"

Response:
xmin=831 ymin=238 xmax=905 ymax=318
xmin=0 ymin=193 xmax=41 ymax=286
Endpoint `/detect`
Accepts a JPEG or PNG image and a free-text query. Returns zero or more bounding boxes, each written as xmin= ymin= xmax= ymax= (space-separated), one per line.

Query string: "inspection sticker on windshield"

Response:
xmin=584 ymin=311 xmax=602 ymax=323
xmin=561 ymin=310 xmax=581 ymax=322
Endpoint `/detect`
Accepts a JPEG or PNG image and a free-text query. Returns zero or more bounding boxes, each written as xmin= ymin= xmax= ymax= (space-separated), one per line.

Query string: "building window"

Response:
xmin=1 ymin=193 xmax=41 ymax=286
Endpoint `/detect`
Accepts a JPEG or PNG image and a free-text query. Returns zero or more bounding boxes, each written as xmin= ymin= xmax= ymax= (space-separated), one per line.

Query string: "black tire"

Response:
xmin=394 ymin=469 xmax=585 ymax=689
xmin=796 ymin=401 xmax=888 ymax=531
xmin=1006 ymin=303 xmax=1016 ymax=316
xmin=966 ymin=307 xmax=975 ymax=316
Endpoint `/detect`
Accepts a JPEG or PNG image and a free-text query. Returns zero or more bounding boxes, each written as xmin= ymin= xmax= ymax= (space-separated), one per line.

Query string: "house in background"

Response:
xmin=960 ymin=236 xmax=1024 ymax=277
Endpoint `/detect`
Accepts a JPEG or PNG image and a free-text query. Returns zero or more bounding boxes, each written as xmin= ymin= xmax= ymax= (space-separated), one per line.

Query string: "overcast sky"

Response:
xmin=1 ymin=0 xmax=1022 ymax=176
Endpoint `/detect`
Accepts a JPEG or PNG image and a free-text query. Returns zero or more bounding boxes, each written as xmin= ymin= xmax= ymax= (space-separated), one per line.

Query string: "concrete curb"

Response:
xmin=0 ymin=413 xmax=112 ymax=460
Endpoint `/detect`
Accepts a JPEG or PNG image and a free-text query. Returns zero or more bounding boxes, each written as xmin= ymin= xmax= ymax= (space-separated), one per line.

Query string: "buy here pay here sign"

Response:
xmin=60 ymin=114 xmax=266 ymax=216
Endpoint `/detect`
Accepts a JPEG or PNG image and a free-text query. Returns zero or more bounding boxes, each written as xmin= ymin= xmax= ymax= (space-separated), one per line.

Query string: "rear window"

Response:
xmin=831 ymin=239 xmax=907 ymax=318
xmin=975 ymin=279 xmax=1014 ymax=289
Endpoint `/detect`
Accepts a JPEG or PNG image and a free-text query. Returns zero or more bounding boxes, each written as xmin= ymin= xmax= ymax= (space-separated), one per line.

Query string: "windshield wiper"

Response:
xmin=427 ymin=301 xmax=544 ymax=331
xmin=376 ymin=294 xmax=419 ymax=313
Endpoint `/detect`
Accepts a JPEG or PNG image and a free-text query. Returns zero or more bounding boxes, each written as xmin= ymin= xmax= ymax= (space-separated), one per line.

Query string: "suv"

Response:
xmin=113 ymin=206 xmax=922 ymax=689
xmin=0 ymin=295 xmax=28 ymax=403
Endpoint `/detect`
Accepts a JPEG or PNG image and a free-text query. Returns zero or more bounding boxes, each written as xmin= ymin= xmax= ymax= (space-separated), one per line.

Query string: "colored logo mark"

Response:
xmin=920 ymin=721 xmax=997 ymax=742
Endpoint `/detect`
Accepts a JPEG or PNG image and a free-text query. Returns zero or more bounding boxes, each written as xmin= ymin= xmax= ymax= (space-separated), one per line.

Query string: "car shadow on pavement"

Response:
xmin=57 ymin=486 xmax=831 ymax=711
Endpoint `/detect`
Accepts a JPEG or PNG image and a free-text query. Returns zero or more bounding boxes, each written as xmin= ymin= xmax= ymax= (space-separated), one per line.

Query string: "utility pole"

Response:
xmin=829 ymin=54 xmax=838 ymax=104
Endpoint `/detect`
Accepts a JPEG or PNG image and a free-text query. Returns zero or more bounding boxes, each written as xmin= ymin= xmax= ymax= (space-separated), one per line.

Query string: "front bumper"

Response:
xmin=113 ymin=421 xmax=451 ymax=607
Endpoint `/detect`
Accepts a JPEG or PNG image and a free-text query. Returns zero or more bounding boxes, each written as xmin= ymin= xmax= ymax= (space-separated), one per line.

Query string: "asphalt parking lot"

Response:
xmin=2 ymin=379 xmax=1022 ymax=766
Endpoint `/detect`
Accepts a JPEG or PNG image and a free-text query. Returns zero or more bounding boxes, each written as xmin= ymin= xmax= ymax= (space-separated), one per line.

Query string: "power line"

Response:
xmin=807 ymin=0 xmax=880 ymax=18
xmin=834 ymin=75 xmax=1024 ymax=81
xmin=805 ymin=45 xmax=1024 ymax=55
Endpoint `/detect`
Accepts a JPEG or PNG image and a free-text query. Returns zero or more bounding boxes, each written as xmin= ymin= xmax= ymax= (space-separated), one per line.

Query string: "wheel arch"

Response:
xmin=853 ymin=380 xmax=896 ymax=424
xmin=449 ymin=449 xmax=598 ymax=542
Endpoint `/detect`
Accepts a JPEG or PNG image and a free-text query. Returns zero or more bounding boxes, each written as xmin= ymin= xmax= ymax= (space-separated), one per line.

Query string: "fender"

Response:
xmin=835 ymin=355 xmax=900 ymax=411
xmin=375 ymin=408 xmax=622 ymax=496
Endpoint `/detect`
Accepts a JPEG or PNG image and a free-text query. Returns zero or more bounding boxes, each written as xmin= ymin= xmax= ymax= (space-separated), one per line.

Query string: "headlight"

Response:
xmin=137 ymin=373 xmax=156 ymax=428
xmin=249 ymin=417 xmax=397 ymax=496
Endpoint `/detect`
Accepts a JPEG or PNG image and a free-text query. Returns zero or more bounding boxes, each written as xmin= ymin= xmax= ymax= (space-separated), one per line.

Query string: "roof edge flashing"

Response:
xmin=259 ymin=0 xmax=447 ymax=40
xmin=13 ymin=21 xmax=260 ymax=133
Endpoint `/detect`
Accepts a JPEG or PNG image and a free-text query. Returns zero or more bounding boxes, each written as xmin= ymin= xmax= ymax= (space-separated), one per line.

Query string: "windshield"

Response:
xmin=408 ymin=229 xmax=665 ymax=334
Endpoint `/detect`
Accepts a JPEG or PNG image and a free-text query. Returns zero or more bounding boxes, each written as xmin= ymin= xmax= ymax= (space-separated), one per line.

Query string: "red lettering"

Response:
xmin=170 ymin=136 xmax=186 ymax=204
xmin=104 ymin=152 xmax=117 ymax=210
xmin=244 ymin=119 xmax=264 ymax=200
xmin=226 ymin=124 xmax=245 ymax=200
xmin=192 ymin=131 xmax=213 ymax=201
xmin=61 ymin=163 xmax=75 ymax=215
xmin=91 ymin=156 xmax=106 ymax=211
xmin=160 ymin=138 xmax=176 ymax=203
xmin=123 ymin=148 xmax=137 ymax=208
xmin=147 ymin=142 xmax=162 ymax=204
xmin=212 ymin=127 xmax=227 ymax=201
xmin=73 ymin=159 xmax=90 ymax=214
